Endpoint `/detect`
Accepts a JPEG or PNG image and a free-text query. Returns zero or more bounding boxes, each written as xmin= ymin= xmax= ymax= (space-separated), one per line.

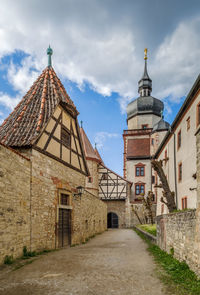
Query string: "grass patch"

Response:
xmin=138 ymin=224 xmax=157 ymax=236
xmin=134 ymin=228 xmax=200 ymax=295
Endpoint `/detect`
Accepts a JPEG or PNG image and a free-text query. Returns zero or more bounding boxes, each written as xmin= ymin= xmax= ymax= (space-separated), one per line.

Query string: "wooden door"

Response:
xmin=58 ymin=209 xmax=71 ymax=247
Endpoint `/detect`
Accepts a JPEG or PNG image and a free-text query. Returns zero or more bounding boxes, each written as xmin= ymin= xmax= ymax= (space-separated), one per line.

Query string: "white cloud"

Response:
xmin=0 ymin=0 xmax=199 ymax=116
xmin=0 ymin=93 xmax=20 ymax=110
xmin=94 ymin=132 xmax=120 ymax=149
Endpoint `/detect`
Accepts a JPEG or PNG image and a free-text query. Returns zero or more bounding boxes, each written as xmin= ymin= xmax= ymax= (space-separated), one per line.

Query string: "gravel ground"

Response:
xmin=0 ymin=229 xmax=167 ymax=295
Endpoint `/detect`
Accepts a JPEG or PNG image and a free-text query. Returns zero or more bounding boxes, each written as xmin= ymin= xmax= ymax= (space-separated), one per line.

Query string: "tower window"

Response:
xmin=135 ymin=164 xmax=145 ymax=176
xmin=142 ymin=124 xmax=148 ymax=129
xmin=135 ymin=183 xmax=145 ymax=195
xmin=61 ymin=127 xmax=71 ymax=148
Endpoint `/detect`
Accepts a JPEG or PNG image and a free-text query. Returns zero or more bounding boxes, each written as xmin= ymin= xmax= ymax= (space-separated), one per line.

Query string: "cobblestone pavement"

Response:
xmin=0 ymin=229 xmax=167 ymax=295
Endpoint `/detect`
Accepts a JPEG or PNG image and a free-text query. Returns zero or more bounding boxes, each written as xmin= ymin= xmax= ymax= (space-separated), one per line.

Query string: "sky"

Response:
xmin=0 ymin=0 xmax=200 ymax=175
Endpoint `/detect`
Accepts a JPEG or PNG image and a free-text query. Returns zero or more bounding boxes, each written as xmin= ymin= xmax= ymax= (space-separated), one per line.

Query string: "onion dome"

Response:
xmin=127 ymin=49 xmax=164 ymax=120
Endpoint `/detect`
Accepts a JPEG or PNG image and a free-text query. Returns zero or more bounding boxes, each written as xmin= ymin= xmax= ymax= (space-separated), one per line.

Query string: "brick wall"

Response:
xmin=0 ymin=144 xmax=31 ymax=264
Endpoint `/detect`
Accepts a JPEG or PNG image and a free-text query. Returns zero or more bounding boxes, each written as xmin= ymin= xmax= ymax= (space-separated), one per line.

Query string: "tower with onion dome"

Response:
xmin=123 ymin=49 xmax=170 ymax=223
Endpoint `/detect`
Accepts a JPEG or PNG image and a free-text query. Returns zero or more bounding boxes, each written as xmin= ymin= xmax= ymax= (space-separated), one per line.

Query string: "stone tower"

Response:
xmin=123 ymin=49 xmax=170 ymax=207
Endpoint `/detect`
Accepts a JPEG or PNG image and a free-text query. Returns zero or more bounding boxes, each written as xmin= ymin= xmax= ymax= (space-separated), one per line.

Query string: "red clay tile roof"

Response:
xmin=94 ymin=148 xmax=104 ymax=164
xmin=0 ymin=66 xmax=78 ymax=146
xmin=127 ymin=138 xmax=150 ymax=158
xmin=80 ymin=127 xmax=101 ymax=163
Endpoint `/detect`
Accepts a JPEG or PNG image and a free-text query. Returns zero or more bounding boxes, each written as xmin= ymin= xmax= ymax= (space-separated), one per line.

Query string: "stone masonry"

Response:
xmin=0 ymin=144 xmax=31 ymax=264
xmin=0 ymin=146 xmax=107 ymax=263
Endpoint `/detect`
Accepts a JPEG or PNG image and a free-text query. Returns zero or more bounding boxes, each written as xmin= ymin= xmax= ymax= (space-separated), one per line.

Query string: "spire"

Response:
xmin=47 ymin=45 xmax=53 ymax=67
xmin=138 ymin=48 xmax=152 ymax=97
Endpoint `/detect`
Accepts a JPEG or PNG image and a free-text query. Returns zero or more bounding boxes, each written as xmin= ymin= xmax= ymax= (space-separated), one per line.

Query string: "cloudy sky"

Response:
xmin=0 ymin=0 xmax=200 ymax=175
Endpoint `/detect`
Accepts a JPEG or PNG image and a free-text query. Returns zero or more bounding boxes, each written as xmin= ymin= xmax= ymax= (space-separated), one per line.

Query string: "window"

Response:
xmin=61 ymin=127 xmax=71 ymax=148
xmin=161 ymin=204 xmax=164 ymax=214
xmin=152 ymin=175 xmax=155 ymax=184
xmin=142 ymin=124 xmax=148 ymax=129
xmin=135 ymin=164 xmax=145 ymax=176
xmin=60 ymin=193 xmax=69 ymax=205
xmin=102 ymin=173 xmax=108 ymax=180
xmin=186 ymin=117 xmax=190 ymax=131
xmin=88 ymin=176 xmax=93 ymax=183
xmin=182 ymin=197 xmax=187 ymax=209
xmin=197 ymin=103 xmax=200 ymax=127
xmin=135 ymin=183 xmax=145 ymax=195
xmin=151 ymin=138 xmax=154 ymax=145
xmin=177 ymin=130 xmax=181 ymax=149
xmin=178 ymin=162 xmax=182 ymax=182
xmin=164 ymin=150 xmax=167 ymax=165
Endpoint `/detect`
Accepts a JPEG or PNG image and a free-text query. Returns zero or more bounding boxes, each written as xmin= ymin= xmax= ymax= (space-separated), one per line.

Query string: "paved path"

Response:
xmin=0 ymin=229 xmax=167 ymax=295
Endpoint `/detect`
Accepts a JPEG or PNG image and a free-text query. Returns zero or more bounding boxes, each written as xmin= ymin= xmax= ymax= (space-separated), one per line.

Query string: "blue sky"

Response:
xmin=0 ymin=0 xmax=199 ymax=175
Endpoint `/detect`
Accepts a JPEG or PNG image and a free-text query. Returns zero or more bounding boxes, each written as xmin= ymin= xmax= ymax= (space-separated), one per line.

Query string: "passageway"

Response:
xmin=0 ymin=229 xmax=166 ymax=295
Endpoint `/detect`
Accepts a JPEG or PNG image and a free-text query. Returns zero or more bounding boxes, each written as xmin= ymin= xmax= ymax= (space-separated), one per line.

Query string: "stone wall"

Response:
xmin=156 ymin=210 xmax=200 ymax=276
xmin=72 ymin=190 xmax=107 ymax=244
xmin=0 ymin=146 xmax=107 ymax=263
xmin=0 ymin=144 xmax=31 ymax=264
xmin=106 ymin=200 xmax=126 ymax=228
xmin=130 ymin=203 xmax=156 ymax=226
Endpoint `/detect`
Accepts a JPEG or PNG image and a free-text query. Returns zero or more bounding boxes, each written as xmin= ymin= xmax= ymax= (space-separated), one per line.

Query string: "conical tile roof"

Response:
xmin=80 ymin=127 xmax=101 ymax=163
xmin=0 ymin=66 xmax=78 ymax=146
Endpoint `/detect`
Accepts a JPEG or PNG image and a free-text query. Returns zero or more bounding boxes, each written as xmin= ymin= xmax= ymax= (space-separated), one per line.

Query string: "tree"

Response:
xmin=151 ymin=159 xmax=177 ymax=212
xmin=142 ymin=191 xmax=154 ymax=224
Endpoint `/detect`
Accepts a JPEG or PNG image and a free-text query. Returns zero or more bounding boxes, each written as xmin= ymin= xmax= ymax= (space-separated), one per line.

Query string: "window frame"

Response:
xmin=178 ymin=162 xmax=182 ymax=182
xmin=135 ymin=183 xmax=145 ymax=196
xmin=177 ymin=129 xmax=181 ymax=150
xmin=186 ymin=116 xmax=190 ymax=131
xmin=135 ymin=164 xmax=145 ymax=177
xmin=181 ymin=197 xmax=187 ymax=210
xmin=142 ymin=124 xmax=148 ymax=130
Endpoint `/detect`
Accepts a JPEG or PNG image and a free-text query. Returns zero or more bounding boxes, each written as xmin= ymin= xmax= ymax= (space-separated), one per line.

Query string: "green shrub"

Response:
xmin=4 ymin=255 xmax=14 ymax=265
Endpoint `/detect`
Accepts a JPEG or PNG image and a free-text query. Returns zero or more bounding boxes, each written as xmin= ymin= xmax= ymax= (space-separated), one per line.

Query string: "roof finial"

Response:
xmin=95 ymin=142 xmax=97 ymax=149
xmin=144 ymin=48 xmax=148 ymax=60
xmin=160 ymin=109 xmax=164 ymax=119
xmin=47 ymin=45 xmax=53 ymax=67
xmin=80 ymin=120 xmax=83 ymax=128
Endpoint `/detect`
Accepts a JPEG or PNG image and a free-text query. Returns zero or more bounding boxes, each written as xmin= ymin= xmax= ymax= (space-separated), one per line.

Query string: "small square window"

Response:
xmin=142 ymin=124 xmax=148 ymax=129
xmin=102 ymin=173 xmax=108 ymax=180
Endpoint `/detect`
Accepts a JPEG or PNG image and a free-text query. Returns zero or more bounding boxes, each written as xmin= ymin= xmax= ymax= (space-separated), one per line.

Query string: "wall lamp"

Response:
xmin=73 ymin=186 xmax=84 ymax=198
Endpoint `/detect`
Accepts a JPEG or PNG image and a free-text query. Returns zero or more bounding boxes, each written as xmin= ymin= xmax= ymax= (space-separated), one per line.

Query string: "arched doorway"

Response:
xmin=107 ymin=212 xmax=119 ymax=228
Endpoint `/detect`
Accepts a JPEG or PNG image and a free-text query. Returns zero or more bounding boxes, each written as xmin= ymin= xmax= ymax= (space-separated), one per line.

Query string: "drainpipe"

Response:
xmin=173 ymin=133 xmax=178 ymax=207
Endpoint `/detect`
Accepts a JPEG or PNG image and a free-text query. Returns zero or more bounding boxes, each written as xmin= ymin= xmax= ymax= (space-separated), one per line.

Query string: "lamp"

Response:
xmin=73 ymin=186 xmax=84 ymax=198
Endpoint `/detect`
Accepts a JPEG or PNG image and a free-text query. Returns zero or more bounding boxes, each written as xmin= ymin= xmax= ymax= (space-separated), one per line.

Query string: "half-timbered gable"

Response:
xmin=0 ymin=66 xmax=88 ymax=176
xmin=99 ymin=164 xmax=132 ymax=200
xmin=35 ymin=105 xmax=88 ymax=175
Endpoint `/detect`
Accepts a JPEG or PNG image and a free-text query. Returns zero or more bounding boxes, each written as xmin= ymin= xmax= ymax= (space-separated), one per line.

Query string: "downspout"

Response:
xmin=173 ymin=133 xmax=178 ymax=207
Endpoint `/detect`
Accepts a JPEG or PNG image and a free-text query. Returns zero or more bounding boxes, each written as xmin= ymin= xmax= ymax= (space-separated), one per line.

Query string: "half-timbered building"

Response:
xmin=80 ymin=126 xmax=132 ymax=228
xmin=0 ymin=48 xmax=107 ymax=263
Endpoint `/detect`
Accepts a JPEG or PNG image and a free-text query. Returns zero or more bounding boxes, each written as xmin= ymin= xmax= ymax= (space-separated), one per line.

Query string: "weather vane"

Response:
xmin=144 ymin=48 xmax=148 ymax=60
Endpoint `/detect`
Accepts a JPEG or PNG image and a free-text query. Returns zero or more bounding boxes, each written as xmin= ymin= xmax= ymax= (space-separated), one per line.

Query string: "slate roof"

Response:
xmin=0 ymin=66 xmax=78 ymax=147
xmin=80 ymin=127 xmax=101 ymax=163
xmin=127 ymin=96 xmax=164 ymax=120
xmin=152 ymin=118 xmax=170 ymax=133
